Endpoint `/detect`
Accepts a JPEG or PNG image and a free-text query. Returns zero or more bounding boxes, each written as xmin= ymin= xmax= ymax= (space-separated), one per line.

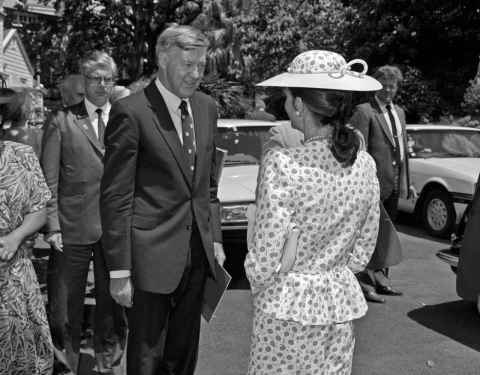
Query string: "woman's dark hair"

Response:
xmin=291 ymin=88 xmax=359 ymax=167
xmin=2 ymin=90 xmax=31 ymax=126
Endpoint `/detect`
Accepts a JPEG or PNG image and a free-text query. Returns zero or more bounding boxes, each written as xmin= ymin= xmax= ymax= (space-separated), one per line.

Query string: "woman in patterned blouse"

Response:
xmin=0 ymin=91 xmax=54 ymax=374
xmin=244 ymin=50 xmax=382 ymax=375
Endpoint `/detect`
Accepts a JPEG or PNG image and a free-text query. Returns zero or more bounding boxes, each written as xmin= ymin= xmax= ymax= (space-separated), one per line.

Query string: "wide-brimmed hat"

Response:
xmin=257 ymin=50 xmax=381 ymax=92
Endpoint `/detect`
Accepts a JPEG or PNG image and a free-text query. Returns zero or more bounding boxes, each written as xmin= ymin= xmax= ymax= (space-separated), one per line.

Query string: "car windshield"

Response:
xmin=408 ymin=129 xmax=480 ymax=158
xmin=215 ymin=125 xmax=273 ymax=166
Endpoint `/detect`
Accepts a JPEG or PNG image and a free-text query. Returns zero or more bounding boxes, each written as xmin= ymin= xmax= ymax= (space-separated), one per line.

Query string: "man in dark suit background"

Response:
xmin=41 ymin=51 xmax=126 ymax=374
xmin=350 ymin=65 xmax=416 ymax=303
xmin=100 ymin=25 xmax=226 ymax=375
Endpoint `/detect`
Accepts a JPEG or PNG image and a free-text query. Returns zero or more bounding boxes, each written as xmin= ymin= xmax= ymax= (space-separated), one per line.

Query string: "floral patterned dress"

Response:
xmin=0 ymin=141 xmax=53 ymax=375
xmin=245 ymin=139 xmax=380 ymax=375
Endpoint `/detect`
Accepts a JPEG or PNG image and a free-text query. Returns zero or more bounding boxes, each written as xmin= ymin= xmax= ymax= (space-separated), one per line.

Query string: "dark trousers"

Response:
xmin=358 ymin=185 xmax=401 ymax=291
xmin=383 ymin=189 xmax=400 ymax=222
xmin=47 ymin=241 xmax=127 ymax=374
xmin=126 ymin=225 xmax=208 ymax=375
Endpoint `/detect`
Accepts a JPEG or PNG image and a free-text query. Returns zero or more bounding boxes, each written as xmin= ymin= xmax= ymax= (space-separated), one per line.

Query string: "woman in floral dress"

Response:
xmin=0 ymin=139 xmax=53 ymax=374
xmin=245 ymin=50 xmax=382 ymax=374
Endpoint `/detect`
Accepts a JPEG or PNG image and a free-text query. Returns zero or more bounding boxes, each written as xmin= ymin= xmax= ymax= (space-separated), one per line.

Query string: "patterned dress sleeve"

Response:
xmin=18 ymin=144 xmax=52 ymax=213
xmin=348 ymin=157 xmax=380 ymax=273
xmin=245 ymin=149 xmax=295 ymax=293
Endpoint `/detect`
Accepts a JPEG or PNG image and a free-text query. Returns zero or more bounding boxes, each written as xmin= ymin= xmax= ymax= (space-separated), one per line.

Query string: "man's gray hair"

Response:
xmin=156 ymin=25 xmax=209 ymax=57
xmin=373 ymin=65 xmax=403 ymax=83
xmin=79 ymin=50 xmax=118 ymax=78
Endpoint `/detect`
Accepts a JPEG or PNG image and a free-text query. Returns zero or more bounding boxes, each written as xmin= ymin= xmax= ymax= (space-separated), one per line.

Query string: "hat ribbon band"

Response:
xmin=288 ymin=58 xmax=368 ymax=78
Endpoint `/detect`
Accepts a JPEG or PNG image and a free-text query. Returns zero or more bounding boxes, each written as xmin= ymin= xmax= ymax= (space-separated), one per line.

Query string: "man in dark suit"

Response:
xmin=41 ymin=51 xmax=126 ymax=374
xmin=350 ymin=65 xmax=416 ymax=303
xmin=100 ymin=25 xmax=225 ymax=375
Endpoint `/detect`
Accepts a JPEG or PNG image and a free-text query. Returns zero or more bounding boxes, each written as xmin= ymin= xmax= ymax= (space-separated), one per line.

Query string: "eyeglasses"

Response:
xmin=86 ymin=75 xmax=115 ymax=86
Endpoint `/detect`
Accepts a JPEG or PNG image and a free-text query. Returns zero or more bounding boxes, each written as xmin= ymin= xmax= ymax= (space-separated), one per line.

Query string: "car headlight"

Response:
xmin=221 ymin=204 xmax=249 ymax=224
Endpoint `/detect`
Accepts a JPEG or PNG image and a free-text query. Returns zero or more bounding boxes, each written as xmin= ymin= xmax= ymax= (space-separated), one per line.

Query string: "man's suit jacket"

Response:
xmin=41 ymin=101 xmax=104 ymax=245
xmin=350 ymin=98 xmax=411 ymax=201
xmin=100 ymin=82 xmax=222 ymax=294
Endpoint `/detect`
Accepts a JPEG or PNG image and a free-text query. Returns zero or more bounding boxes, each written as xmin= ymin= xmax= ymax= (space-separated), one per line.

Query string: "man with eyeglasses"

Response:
xmin=41 ymin=51 xmax=126 ymax=375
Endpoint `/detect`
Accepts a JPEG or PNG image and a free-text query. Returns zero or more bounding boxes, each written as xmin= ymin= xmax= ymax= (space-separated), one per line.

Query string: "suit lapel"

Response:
xmin=72 ymin=101 xmax=104 ymax=156
xmin=144 ymin=82 xmax=192 ymax=189
xmin=371 ymin=99 xmax=395 ymax=147
xmin=190 ymin=93 xmax=208 ymax=188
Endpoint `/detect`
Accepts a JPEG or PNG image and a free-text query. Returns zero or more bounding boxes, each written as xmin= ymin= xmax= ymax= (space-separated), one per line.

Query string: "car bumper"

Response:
xmin=222 ymin=222 xmax=248 ymax=231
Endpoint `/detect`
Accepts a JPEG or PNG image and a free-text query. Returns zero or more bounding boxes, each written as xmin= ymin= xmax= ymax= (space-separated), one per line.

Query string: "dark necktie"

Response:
xmin=386 ymin=104 xmax=401 ymax=162
xmin=179 ymin=100 xmax=196 ymax=178
xmin=95 ymin=108 xmax=105 ymax=145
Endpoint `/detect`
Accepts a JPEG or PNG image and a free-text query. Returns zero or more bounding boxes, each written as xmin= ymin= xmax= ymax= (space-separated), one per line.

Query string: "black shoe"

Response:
xmin=364 ymin=290 xmax=385 ymax=303
xmin=376 ymin=285 xmax=403 ymax=296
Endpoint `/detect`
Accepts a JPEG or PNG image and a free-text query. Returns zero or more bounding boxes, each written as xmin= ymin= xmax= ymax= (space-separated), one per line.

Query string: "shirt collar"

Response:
xmin=84 ymin=97 xmax=111 ymax=119
xmin=375 ymin=96 xmax=395 ymax=112
xmin=155 ymin=78 xmax=190 ymax=113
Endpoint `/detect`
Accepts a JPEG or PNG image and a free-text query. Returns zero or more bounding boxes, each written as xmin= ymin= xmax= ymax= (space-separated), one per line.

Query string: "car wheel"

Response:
xmin=421 ymin=188 xmax=455 ymax=238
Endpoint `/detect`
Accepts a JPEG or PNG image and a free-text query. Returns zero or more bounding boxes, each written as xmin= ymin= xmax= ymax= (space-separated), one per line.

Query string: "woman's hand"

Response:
xmin=278 ymin=227 xmax=301 ymax=273
xmin=0 ymin=233 xmax=22 ymax=261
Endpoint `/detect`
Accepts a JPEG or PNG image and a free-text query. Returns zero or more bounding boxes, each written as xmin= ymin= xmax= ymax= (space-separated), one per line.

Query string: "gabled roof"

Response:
xmin=3 ymin=28 xmax=34 ymax=76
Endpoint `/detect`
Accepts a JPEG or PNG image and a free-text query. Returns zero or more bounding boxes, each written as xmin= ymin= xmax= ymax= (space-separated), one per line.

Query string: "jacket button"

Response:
xmin=392 ymin=161 xmax=397 ymax=166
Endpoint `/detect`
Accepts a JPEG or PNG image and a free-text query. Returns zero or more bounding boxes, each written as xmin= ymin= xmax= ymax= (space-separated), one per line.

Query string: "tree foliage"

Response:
xmin=462 ymin=68 xmax=480 ymax=116
xmin=17 ymin=0 xmax=204 ymax=85
xmin=234 ymin=0 xmax=353 ymax=88
xmin=395 ymin=66 xmax=443 ymax=123
xmin=342 ymin=0 xmax=480 ymax=119
xmin=11 ymin=0 xmax=480 ymax=119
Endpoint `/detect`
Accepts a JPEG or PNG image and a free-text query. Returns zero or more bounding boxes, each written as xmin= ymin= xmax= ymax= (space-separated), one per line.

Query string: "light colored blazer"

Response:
xmin=41 ymin=101 xmax=104 ymax=245
xmin=245 ymin=139 xmax=380 ymax=325
xmin=350 ymin=99 xmax=410 ymax=201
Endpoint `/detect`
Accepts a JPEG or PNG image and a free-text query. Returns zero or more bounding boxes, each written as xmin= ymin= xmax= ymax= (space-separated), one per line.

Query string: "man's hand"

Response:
xmin=46 ymin=232 xmax=63 ymax=252
xmin=213 ymin=242 xmax=226 ymax=266
xmin=110 ymin=276 xmax=133 ymax=308
xmin=409 ymin=185 xmax=418 ymax=200
xmin=0 ymin=233 xmax=21 ymax=261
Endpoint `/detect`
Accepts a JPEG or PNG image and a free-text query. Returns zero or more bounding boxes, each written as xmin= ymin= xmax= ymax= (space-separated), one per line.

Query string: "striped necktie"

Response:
xmin=179 ymin=100 xmax=196 ymax=178
xmin=95 ymin=108 xmax=105 ymax=145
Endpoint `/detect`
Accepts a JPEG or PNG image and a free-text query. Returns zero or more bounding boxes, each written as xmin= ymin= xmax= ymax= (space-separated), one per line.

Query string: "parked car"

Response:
xmin=217 ymin=122 xmax=480 ymax=240
xmin=398 ymin=124 xmax=480 ymax=238
xmin=216 ymin=119 xmax=288 ymax=232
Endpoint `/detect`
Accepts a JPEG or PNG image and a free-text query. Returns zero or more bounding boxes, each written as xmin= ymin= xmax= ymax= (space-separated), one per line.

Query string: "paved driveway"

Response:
xmin=77 ymin=219 xmax=480 ymax=374
xmin=196 ymin=229 xmax=480 ymax=375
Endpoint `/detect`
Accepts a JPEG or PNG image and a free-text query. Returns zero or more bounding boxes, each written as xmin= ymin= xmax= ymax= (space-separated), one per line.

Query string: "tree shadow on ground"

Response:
xmin=408 ymin=300 xmax=480 ymax=352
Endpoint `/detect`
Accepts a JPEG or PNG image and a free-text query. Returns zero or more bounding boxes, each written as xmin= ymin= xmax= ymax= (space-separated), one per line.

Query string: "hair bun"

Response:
xmin=330 ymin=124 xmax=359 ymax=166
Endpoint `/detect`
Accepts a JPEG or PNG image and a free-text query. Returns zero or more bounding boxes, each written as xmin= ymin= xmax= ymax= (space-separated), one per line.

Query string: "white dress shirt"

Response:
xmin=84 ymin=98 xmax=111 ymax=137
xmin=155 ymin=78 xmax=195 ymax=148
xmin=375 ymin=96 xmax=405 ymax=161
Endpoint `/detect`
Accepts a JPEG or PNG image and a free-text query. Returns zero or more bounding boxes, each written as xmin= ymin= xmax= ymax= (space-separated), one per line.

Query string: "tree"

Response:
xmin=57 ymin=0 xmax=203 ymax=79
xmin=194 ymin=0 xmax=250 ymax=117
xmin=462 ymin=59 xmax=480 ymax=117
xmin=235 ymin=0 xmax=353 ymax=88
xmin=342 ymin=0 xmax=480 ymax=119
xmin=18 ymin=0 xmax=204 ymax=85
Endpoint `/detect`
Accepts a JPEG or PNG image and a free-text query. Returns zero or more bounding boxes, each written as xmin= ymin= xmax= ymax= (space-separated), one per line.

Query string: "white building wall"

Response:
xmin=3 ymin=36 xmax=33 ymax=87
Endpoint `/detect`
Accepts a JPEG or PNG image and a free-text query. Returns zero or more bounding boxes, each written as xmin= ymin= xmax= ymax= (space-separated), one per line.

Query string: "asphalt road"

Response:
xmin=79 ymin=215 xmax=480 ymax=374
xmin=196 ymin=216 xmax=480 ymax=375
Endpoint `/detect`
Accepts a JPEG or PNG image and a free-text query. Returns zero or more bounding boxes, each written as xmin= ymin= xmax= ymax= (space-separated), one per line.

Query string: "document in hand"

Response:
xmin=202 ymin=261 xmax=232 ymax=322
xmin=215 ymin=147 xmax=228 ymax=182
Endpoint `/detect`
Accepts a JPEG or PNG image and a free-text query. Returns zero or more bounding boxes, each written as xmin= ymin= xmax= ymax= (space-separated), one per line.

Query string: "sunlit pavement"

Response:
xmin=74 ymin=216 xmax=480 ymax=374
xmin=195 ymin=223 xmax=480 ymax=375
